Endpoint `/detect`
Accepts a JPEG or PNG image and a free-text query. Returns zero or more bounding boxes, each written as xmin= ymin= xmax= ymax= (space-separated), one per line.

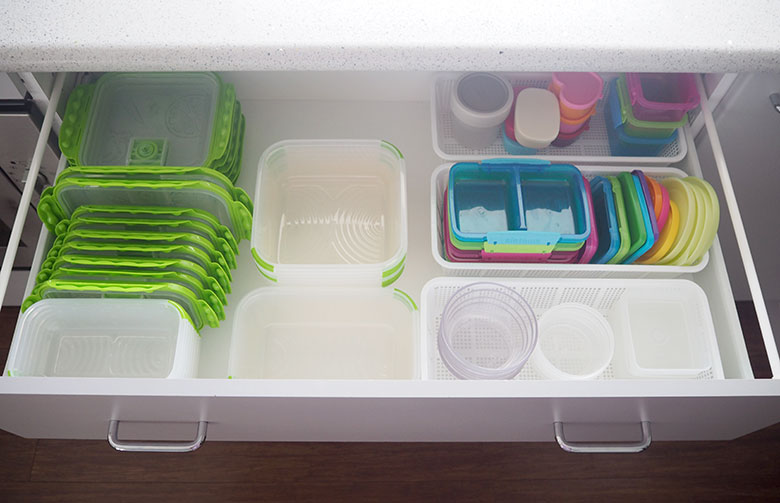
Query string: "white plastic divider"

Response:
xmin=431 ymin=72 xmax=687 ymax=165
xmin=430 ymin=163 xmax=709 ymax=278
xmin=0 ymin=72 xmax=65 ymax=310
xmin=695 ymin=74 xmax=780 ymax=378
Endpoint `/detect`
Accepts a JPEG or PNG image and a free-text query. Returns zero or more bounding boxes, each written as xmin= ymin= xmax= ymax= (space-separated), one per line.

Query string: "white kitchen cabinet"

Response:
xmin=1 ymin=1 xmax=779 ymax=449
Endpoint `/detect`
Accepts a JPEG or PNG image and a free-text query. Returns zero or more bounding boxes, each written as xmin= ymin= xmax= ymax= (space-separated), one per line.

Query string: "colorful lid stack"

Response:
xmin=606 ymin=74 xmax=700 ymax=157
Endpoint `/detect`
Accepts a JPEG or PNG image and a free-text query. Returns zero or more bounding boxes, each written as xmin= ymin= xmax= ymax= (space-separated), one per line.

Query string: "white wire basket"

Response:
xmin=431 ymin=72 xmax=688 ymax=165
xmin=420 ymin=277 xmax=724 ymax=381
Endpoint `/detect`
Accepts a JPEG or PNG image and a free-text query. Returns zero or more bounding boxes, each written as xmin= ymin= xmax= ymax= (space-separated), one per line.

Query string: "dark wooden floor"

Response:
xmin=1 ymin=304 xmax=778 ymax=502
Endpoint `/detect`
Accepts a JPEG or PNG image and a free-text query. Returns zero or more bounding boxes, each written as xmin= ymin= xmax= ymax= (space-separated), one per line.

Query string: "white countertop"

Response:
xmin=2 ymin=0 xmax=780 ymax=72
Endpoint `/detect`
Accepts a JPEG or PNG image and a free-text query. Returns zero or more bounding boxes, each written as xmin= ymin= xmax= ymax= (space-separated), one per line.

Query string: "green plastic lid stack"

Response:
xmin=58 ymin=72 xmax=245 ymax=183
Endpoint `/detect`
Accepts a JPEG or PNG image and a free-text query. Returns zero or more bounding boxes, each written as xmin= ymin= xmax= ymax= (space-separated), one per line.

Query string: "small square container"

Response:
xmin=606 ymin=176 xmax=632 ymax=264
xmin=252 ymin=140 xmax=408 ymax=287
xmin=606 ymin=82 xmax=679 ymax=157
xmin=625 ymin=73 xmax=700 ymax=122
xmin=613 ymin=77 xmax=687 ymax=139
xmin=229 ymin=287 xmax=419 ymax=379
xmin=610 ymin=283 xmax=718 ymax=379
xmin=617 ymin=172 xmax=655 ymax=264
xmin=5 ymin=299 xmax=200 ymax=378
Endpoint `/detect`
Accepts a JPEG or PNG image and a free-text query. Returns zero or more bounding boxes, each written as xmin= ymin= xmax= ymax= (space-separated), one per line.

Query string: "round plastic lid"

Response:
xmin=532 ymin=303 xmax=614 ymax=380
xmin=513 ymin=88 xmax=560 ymax=149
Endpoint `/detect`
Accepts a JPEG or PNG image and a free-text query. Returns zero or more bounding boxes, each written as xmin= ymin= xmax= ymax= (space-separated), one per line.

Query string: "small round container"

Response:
xmin=438 ymin=282 xmax=537 ymax=380
xmin=532 ymin=303 xmax=615 ymax=380
xmin=451 ymin=73 xmax=514 ymax=149
xmin=549 ymin=72 xmax=604 ymax=121
xmin=551 ymin=119 xmax=590 ymax=147
xmin=559 ymin=112 xmax=592 ymax=134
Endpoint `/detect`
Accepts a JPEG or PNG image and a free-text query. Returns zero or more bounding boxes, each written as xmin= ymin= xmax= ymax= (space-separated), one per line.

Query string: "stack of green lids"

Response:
xmin=59 ymin=72 xmax=245 ymax=183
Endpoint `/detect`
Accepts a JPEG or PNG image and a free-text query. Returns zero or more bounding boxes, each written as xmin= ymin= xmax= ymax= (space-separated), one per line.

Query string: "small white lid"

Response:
xmin=513 ymin=88 xmax=560 ymax=149
xmin=450 ymin=73 xmax=513 ymax=128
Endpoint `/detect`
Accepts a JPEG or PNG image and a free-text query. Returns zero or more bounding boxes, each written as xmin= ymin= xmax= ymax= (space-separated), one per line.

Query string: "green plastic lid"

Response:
xmin=44 ymin=266 xmax=225 ymax=319
xmin=616 ymin=172 xmax=649 ymax=260
xmin=23 ymin=279 xmax=220 ymax=332
xmin=38 ymin=254 xmax=227 ymax=305
xmin=37 ymin=178 xmax=252 ymax=241
xmin=41 ymin=241 xmax=232 ymax=291
xmin=606 ymin=175 xmax=632 ymax=264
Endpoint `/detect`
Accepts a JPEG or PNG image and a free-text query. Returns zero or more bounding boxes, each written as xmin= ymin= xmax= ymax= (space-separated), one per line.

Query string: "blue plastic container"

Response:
xmin=589 ymin=176 xmax=620 ymax=264
xmin=447 ymin=159 xmax=590 ymax=251
xmin=501 ymin=126 xmax=538 ymax=155
xmin=623 ymin=174 xmax=656 ymax=264
xmin=606 ymin=79 xmax=678 ymax=157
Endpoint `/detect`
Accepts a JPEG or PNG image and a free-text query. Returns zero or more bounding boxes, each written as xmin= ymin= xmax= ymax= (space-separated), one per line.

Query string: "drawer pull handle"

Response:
xmin=107 ymin=420 xmax=208 ymax=453
xmin=554 ymin=421 xmax=651 ymax=453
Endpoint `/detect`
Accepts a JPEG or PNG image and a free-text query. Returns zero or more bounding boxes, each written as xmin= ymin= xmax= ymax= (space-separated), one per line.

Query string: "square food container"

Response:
xmin=252 ymin=140 xmax=408 ymax=287
xmin=625 ymin=73 xmax=700 ymax=122
xmin=228 ymin=287 xmax=419 ymax=379
xmin=5 ymin=299 xmax=200 ymax=378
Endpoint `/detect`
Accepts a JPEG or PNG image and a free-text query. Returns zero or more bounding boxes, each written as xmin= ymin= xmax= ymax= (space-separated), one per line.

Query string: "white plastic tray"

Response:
xmin=431 ymin=72 xmax=688 ymax=164
xmin=430 ymin=163 xmax=709 ymax=278
xmin=420 ymin=277 xmax=724 ymax=381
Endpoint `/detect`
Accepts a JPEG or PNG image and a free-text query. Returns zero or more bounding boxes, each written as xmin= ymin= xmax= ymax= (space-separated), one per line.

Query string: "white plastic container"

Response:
xmin=228 ymin=287 xmax=419 ymax=379
xmin=513 ymin=88 xmax=560 ymax=149
xmin=4 ymin=299 xmax=200 ymax=378
xmin=252 ymin=140 xmax=408 ymax=287
xmin=531 ymin=303 xmax=614 ymax=380
xmin=450 ymin=73 xmax=514 ymax=149
xmin=420 ymin=277 xmax=723 ymax=381
xmin=430 ymin=163 xmax=709 ymax=278
xmin=609 ymin=282 xmax=718 ymax=379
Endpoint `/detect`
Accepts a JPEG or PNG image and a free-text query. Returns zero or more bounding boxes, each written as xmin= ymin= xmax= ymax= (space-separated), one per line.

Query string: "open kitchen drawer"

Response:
xmin=0 ymin=71 xmax=778 ymax=452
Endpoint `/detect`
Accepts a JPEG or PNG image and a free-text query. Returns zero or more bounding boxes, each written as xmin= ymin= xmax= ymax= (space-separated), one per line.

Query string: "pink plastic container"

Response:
xmin=552 ymin=120 xmax=590 ymax=147
xmin=559 ymin=113 xmax=593 ymax=134
xmin=625 ymin=73 xmax=700 ymax=122
xmin=550 ymin=73 xmax=604 ymax=121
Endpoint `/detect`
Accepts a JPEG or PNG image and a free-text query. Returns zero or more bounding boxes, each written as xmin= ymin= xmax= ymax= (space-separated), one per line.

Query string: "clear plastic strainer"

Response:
xmin=438 ymin=282 xmax=537 ymax=380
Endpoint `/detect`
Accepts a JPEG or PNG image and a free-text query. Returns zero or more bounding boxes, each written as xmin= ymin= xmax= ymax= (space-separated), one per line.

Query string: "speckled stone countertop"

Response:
xmin=2 ymin=0 xmax=779 ymax=72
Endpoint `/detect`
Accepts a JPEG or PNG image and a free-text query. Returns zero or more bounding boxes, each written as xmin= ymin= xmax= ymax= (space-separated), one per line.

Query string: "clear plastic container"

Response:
xmin=450 ymin=73 xmax=514 ymax=149
xmin=4 ymin=299 xmax=199 ymax=378
xmin=229 ymin=287 xmax=419 ymax=379
xmin=531 ymin=303 xmax=614 ymax=380
xmin=252 ymin=140 xmax=408 ymax=287
xmin=610 ymin=283 xmax=717 ymax=378
xmin=438 ymin=282 xmax=537 ymax=380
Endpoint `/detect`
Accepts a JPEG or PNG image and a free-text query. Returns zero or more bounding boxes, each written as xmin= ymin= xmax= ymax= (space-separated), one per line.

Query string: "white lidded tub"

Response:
xmin=252 ymin=140 xmax=408 ymax=287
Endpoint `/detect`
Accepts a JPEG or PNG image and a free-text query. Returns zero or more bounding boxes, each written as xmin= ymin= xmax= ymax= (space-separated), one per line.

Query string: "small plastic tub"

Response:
xmin=590 ymin=176 xmax=621 ymax=264
xmin=551 ymin=120 xmax=590 ymax=148
xmin=532 ymin=303 xmax=614 ymax=380
xmin=606 ymin=83 xmax=679 ymax=157
xmin=513 ymin=88 xmax=560 ymax=149
xmin=614 ymin=77 xmax=686 ymax=139
xmin=4 ymin=299 xmax=200 ymax=378
xmin=438 ymin=282 xmax=537 ymax=379
xmin=549 ymin=72 xmax=604 ymax=121
xmin=626 ymin=73 xmax=700 ymax=122
xmin=501 ymin=126 xmax=537 ymax=155
xmin=559 ymin=111 xmax=594 ymax=134
xmin=451 ymin=73 xmax=514 ymax=149
xmin=576 ymin=181 xmax=598 ymax=264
